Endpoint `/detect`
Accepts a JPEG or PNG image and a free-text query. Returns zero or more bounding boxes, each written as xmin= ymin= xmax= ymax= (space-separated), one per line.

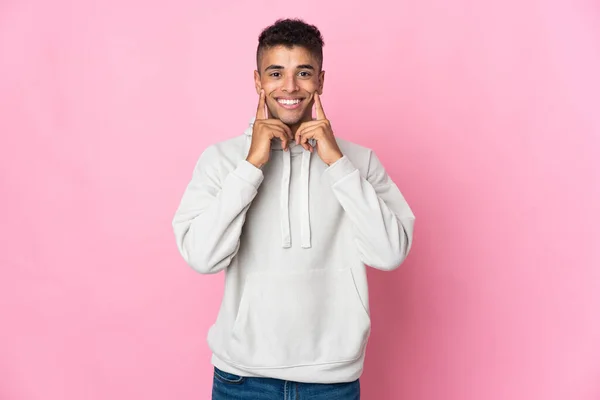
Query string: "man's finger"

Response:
xmin=256 ymin=90 xmax=267 ymax=120
xmin=295 ymin=120 xmax=321 ymax=130
xmin=295 ymin=126 xmax=304 ymax=148
xmin=299 ymin=126 xmax=320 ymax=141
xmin=314 ymin=92 xmax=326 ymax=120
xmin=262 ymin=119 xmax=293 ymax=139
xmin=296 ymin=134 xmax=311 ymax=152
xmin=294 ymin=123 xmax=306 ymax=149
xmin=268 ymin=119 xmax=293 ymax=139
xmin=296 ymin=121 xmax=325 ymax=140
xmin=296 ymin=128 xmax=315 ymax=152
xmin=271 ymin=128 xmax=290 ymax=151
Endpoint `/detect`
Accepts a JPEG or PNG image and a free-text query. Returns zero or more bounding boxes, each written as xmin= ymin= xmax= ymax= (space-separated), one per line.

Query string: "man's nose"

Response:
xmin=282 ymin=75 xmax=298 ymax=93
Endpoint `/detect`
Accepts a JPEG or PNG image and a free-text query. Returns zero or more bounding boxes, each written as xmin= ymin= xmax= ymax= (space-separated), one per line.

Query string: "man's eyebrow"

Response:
xmin=263 ymin=64 xmax=316 ymax=72
xmin=264 ymin=65 xmax=284 ymax=72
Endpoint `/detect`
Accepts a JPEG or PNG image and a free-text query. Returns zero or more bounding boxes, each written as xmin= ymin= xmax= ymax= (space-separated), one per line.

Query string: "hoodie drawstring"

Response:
xmin=280 ymin=147 xmax=291 ymax=248
xmin=299 ymin=149 xmax=311 ymax=248
xmin=279 ymin=143 xmax=312 ymax=248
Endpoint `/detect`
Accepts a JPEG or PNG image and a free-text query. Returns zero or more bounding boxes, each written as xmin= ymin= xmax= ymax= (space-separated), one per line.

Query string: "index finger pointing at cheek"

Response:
xmin=314 ymin=92 xmax=326 ymax=120
xmin=256 ymin=89 xmax=267 ymax=120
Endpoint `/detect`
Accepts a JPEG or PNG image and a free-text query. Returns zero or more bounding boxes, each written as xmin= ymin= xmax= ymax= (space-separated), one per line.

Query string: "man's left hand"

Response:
xmin=295 ymin=93 xmax=344 ymax=166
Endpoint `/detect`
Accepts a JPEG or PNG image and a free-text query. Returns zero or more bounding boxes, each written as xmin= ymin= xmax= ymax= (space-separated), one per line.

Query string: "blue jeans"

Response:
xmin=212 ymin=367 xmax=360 ymax=399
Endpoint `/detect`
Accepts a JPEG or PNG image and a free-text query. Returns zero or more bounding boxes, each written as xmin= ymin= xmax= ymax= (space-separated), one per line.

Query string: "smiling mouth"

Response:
xmin=276 ymin=98 xmax=304 ymax=109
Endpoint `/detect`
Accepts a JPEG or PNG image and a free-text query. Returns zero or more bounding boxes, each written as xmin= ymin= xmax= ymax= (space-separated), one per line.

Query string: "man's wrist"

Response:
xmin=246 ymin=156 xmax=264 ymax=169
xmin=326 ymin=152 xmax=344 ymax=166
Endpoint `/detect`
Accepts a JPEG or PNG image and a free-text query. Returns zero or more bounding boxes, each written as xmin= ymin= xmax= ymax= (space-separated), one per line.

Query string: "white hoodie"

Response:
xmin=172 ymin=118 xmax=415 ymax=383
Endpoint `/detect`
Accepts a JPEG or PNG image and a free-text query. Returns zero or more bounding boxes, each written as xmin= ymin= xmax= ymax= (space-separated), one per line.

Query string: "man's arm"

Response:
xmin=323 ymin=151 xmax=415 ymax=271
xmin=172 ymin=146 xmax=263 ymax=274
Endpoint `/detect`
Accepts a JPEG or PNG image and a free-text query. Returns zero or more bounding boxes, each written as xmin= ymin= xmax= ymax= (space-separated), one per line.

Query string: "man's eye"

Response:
xmin=299 ymin=71 xmax=311 ymax=77
xmin=270 ymin=72 xmax=281 ymax=78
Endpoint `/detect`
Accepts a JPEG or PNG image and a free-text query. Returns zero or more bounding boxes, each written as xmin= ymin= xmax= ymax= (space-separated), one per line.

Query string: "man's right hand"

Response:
xmin=246 ymin=90 xmax=293 ymax=168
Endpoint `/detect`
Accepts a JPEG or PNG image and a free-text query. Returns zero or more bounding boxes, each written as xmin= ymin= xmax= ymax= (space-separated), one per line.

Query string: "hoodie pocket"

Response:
xmin=228 ymin=268 xmax=371 ymax=368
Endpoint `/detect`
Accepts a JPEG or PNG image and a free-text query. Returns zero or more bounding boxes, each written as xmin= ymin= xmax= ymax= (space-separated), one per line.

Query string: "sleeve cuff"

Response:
xmin=233 ymin=160 xmax=264 ymax=189
xmin=324 ymin=155 xmax=358 ymax=185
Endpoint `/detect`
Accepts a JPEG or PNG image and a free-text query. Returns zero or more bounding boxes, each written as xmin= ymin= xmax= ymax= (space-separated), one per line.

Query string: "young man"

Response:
xmin=172 ymin=19 xmax=415 ymax=399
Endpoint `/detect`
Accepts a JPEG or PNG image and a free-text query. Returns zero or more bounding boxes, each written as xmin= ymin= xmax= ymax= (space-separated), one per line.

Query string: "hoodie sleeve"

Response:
xmin=323 ymin=152 xmax=415 ymax=271
xmin=172 ymin=146 xmax=264 ymax=274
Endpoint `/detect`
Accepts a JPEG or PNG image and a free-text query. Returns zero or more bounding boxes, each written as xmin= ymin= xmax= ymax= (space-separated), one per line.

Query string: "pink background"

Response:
xmin=2 ymin=1 xmax=599 ymax=399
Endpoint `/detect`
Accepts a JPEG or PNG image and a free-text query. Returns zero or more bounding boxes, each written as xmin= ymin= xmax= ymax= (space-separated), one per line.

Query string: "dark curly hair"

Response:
xmin=256 ymin=18 xmax=325 ymax=72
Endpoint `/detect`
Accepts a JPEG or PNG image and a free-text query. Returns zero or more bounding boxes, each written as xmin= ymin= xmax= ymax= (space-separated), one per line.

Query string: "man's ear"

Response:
xmin=318 ymin=70 xmax=325 ymax=95
xmin=254 ymin=70 xmax=262 ymax=94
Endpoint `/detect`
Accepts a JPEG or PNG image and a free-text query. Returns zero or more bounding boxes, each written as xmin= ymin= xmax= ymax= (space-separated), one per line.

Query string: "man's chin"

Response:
xmin=277 ymin=111 xmax=308 ymax=126
xmin=279 ymin=117 xmax=302 ymax=126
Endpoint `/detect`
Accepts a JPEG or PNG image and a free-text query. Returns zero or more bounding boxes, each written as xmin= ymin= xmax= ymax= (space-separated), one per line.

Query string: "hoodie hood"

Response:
xmin=244 ymin=117 xmax=315 ymax=249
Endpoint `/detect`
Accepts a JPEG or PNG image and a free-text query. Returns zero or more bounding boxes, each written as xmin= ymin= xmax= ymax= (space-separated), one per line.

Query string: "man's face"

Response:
xmin=254 ymin=45 xmax=325 ymax=127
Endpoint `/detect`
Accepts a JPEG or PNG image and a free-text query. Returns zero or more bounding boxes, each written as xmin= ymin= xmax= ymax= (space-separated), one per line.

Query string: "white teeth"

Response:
xmin=278 ymin=99 xmax=301 ymax=105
